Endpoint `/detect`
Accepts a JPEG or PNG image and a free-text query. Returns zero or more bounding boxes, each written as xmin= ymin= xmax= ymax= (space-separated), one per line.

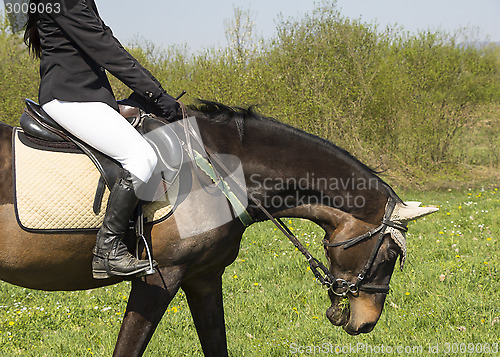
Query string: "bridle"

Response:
xmin=320 ymin=198 xmax=407 ymax=297
xmin=256 ymin=196 xmax=407 ymax=298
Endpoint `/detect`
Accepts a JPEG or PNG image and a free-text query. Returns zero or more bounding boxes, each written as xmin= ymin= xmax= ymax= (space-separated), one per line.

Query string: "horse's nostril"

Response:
xmin=357 ymin=322 xmax=376 ymax=334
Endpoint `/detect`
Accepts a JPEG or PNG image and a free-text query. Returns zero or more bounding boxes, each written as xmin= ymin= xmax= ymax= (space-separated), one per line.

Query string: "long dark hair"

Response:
xmin=24 ymin=1 xmax=41 ymax=58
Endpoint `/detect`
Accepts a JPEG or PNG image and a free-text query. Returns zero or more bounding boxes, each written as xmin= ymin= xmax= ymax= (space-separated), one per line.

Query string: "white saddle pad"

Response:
xmin=13 ymin=128 xmax=174 ymax=231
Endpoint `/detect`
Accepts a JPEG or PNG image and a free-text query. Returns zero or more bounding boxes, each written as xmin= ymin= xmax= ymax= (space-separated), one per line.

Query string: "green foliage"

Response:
xmin=0 ymin=27 xmax=39 ymax=125
xmin=151 ymin=1 xmax=499 ymax=176
xmin=0 ymin=1 xmax=499 ymax=179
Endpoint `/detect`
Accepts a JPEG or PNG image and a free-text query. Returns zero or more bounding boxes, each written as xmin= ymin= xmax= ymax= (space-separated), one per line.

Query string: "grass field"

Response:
xmin=0 ymin=187 xmax=499 ymax=356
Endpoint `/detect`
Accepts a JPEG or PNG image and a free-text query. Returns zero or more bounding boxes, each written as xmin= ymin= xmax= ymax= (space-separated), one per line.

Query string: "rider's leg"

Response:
xmin=42 ymin=99 xmax=158 ymax=279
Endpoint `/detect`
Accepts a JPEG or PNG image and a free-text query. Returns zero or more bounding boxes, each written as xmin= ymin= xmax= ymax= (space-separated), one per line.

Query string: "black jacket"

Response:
xmin=37 ymin=0 xmax=163 ymax=111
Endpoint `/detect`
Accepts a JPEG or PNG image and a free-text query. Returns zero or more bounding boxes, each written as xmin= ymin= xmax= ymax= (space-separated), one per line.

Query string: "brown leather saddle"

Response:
xmin=19 ymin=98 xmax=183 ymax=212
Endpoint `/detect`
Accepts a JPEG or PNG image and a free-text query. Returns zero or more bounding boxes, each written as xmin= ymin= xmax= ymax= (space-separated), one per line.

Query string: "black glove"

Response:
xmin=152 ymin=91 xmax=179 ymax=121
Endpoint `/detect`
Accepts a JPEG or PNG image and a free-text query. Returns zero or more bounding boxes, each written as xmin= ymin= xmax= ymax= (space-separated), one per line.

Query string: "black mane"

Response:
xmin=190 ymin=100 xmax=401 ymax=202
xmin=189 ymin=100 xmax=261 ymax=141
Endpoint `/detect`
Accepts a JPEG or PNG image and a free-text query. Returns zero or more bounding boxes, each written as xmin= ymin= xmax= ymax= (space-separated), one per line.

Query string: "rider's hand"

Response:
xmin=152 ymin=91 xmax=179 ymax=121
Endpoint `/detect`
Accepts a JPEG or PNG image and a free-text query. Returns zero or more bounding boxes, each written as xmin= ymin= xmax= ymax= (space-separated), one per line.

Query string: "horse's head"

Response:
xmin=321 ymin=201 xmax=438 ymax=335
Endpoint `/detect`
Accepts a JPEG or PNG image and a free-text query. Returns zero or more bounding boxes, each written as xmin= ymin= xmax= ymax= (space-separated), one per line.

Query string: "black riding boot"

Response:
xmin=92 ymin=170 xmax=156 ymax=279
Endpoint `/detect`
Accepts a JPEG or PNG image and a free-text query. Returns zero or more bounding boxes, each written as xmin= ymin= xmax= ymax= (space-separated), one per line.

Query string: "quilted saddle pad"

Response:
xmin=13 ymin=128 xmax=174 ymax=232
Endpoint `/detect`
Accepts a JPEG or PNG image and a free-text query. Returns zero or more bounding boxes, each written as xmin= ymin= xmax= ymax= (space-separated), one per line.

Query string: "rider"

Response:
xmin=24 ymin=0 xmax=179 ymax=279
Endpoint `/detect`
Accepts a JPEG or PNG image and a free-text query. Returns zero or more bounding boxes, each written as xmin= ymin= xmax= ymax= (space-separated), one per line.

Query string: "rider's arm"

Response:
xmin=42 ymin=0 xmax=163 ymax=101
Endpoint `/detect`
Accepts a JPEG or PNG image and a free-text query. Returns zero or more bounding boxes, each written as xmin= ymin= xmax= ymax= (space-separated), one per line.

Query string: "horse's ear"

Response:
xmin=397 ymin=201 xmax=439 ymax=223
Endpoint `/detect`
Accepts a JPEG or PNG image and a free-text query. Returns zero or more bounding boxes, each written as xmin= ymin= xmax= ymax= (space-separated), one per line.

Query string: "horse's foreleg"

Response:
xmin=183 ymin=271 xmax=228 ymax=357
xmin=112 ymin=267 xmax=183 ymax=357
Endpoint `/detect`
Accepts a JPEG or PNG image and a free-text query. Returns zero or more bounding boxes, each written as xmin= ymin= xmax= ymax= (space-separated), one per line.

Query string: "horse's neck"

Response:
xmin=240 ymin=122 xmax=389 ymax=224
xmin=196 ymin=114 xmax=390 ymax=224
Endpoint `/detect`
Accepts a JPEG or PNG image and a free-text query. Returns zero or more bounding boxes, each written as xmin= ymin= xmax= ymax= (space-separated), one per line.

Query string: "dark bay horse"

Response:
xmin=0 ymin=102 xmax=436 ymax=356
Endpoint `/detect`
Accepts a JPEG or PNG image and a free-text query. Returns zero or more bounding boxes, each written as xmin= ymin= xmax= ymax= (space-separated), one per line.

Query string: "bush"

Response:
xmin=0 ymin=25 xmax=39 ymax=125
xmin=0 ymin=1 xmax=498 ymax=180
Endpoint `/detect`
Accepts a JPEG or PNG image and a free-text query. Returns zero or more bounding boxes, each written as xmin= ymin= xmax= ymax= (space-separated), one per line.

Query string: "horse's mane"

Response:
xmin=188 ymin=100 xmax=258 ymax=141
xmin=189 ymin=100 xmax=402 ymax=202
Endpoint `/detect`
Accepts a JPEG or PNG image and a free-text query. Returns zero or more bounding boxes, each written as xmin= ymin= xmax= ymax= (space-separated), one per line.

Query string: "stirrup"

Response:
xmin=135 ymin=202 xmax=156 ymax=276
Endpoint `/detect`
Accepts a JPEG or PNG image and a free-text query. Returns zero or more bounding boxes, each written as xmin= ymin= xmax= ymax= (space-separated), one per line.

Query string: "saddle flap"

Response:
xmin=139 ymin=117 xmax=183 ymax=185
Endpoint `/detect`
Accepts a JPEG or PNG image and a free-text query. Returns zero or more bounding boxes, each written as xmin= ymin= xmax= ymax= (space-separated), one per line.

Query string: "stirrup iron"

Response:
xmin=135 ymin=203 xmax=156 ymax=276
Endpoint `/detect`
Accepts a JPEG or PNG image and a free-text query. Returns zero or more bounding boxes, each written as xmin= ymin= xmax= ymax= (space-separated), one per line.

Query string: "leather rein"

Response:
xmin=179 ymin=105 xmax=407 ymax=297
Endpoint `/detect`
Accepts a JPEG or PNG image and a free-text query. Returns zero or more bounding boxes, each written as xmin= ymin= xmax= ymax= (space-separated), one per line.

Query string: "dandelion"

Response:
xmin=487 ymin=238 xmax=492 ymax=241
xmin=455 ymin=255 xmax=460 ymax=258
xmin=253 ymin=283 xmax=259 ymax=286
xmin=446 ymin=212 xmax=451 ymax=216
xmin=438 ymin=231 xmax=445 ymax=235
xmin=8 ymin=321 xmax=14 ymax=326
xmin=405 ymin=292 xmax=410 ymax=296
xmin=233 ymin=275 xmax=238 ymax=279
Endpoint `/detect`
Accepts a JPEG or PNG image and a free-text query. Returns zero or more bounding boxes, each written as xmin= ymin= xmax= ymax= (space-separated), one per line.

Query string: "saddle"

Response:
xmin=19 ymin=99 xmax=183 ymax=212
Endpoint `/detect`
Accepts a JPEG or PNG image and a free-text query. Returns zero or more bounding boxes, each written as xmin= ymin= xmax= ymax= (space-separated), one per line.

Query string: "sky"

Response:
xmin=91 ymin=0 xmax=500 ymax=51
xmin=1 ymin=0 xmax=498 ymax=50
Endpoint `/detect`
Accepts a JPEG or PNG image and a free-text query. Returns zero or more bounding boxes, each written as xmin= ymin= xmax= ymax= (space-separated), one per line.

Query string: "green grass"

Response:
xmin=0 ymin=188 xmax=499 ymax=356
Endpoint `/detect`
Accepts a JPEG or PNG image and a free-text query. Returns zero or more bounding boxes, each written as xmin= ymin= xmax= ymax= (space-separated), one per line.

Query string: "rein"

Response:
xmin=178 ymin=106 xmax=407 ymax=297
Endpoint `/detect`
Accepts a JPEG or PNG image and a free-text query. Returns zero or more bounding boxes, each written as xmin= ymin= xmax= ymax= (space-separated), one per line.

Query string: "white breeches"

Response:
xmin=42 ymin=99 xmax=157 ymax=183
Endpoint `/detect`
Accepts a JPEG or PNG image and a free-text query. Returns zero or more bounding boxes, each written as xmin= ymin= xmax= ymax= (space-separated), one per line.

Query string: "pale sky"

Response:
xmin=93 ymin=0 xmax=500 ymax=51
xmin=1 ymin=0 xmax=498 ymax=50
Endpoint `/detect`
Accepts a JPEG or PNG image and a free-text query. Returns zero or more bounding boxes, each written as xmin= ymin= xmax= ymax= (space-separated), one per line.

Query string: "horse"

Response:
xmin=0 ymin=101 xmax=437 ymax=356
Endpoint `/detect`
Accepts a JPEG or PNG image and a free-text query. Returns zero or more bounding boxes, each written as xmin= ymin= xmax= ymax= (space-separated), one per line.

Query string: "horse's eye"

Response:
xmin=386 ymin=249 xmax=399 ymax=261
